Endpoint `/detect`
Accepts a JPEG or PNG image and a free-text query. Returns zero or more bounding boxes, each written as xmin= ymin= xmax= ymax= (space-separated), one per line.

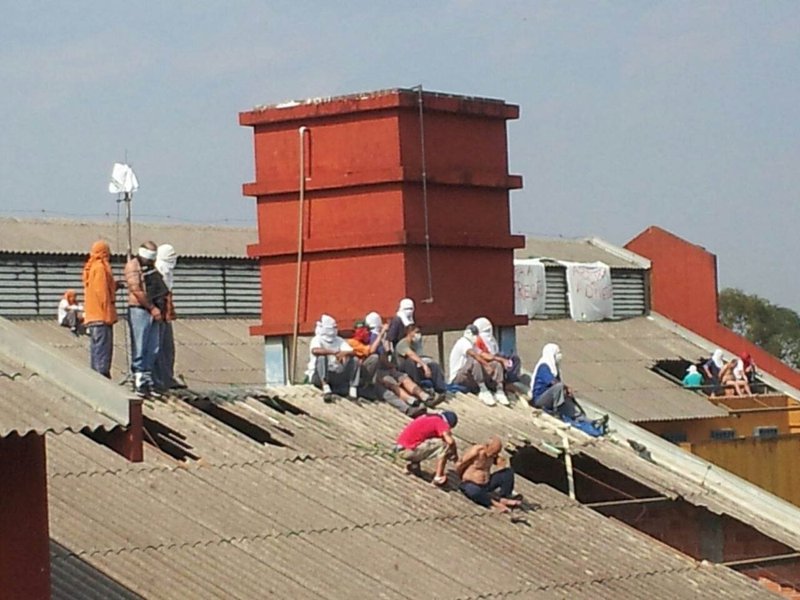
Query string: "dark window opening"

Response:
xmin=509 ymin=442 xmax=795 ymax=575
xmin=753 ymin=426 xmax=779 ymax=439
xmin=661 ymin=431 xmax=689 ymax=444
xmin=710 ymin=428 xmax=736 ymax=441
xmin=651 ymin=358 xmax=774 ymax=395
xmin=142 ymin=416 xmax=200 ymax=462
xmin=180 ymin=396 xmax=288 ymax=448
xmin=510 ymin=445 xmax=659 ymax=504
xmin=255 ymin=394 xmax=309 ymax=417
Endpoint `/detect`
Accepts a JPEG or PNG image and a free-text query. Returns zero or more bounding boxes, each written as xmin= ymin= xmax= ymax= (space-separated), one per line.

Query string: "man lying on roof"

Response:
xmin=394 ymin=411 xmax=458 ymax=486
xmin=456 ymin=436 xmax=521 ymax=513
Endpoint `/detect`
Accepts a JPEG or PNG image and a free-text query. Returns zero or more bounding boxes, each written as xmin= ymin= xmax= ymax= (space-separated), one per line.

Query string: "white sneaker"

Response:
xmin=478 ymin=389 xmax=496 ymax=406
xmin=494 ymin=390 xmax=510 ymax=406
xmin=348 ymin=386 xmax=358 ymax=400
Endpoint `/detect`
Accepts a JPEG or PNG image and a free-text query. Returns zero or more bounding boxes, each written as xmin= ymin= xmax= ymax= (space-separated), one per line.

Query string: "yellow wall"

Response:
xmin=645 ymin=412 xmax=792 ymax=444
xmin=689 ymin=436 xmax=800 ymax=507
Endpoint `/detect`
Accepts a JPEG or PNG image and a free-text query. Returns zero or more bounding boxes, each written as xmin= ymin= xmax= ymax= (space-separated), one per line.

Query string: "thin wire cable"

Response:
xmin=415 ymin=85 xmax=434 ymax=303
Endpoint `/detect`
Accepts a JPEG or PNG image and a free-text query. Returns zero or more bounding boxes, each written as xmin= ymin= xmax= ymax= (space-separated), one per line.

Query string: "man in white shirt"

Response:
xmin=57 ymin=289 xmax=84 ymax=335
xmin=306 ymin=314 xmax=360 ymax=402
xmin=448 ymin=325 xmax=507 ymax=407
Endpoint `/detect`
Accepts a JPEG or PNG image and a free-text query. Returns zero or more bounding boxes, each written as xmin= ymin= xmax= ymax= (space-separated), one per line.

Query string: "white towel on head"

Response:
xmin=532 ymin=343 xmax=561 ymax=380
xmin=365 ymin=312 xmax=382 ymax=332
xmin=473 ymin=316 xmax=498 ymax=355
xmin=397 ymin=298 xmax=415 ymax=326
xmin=156 ymin=244 xmax=178 ymax=290
xmin=315 ymin=314 xmax=337 ymax=343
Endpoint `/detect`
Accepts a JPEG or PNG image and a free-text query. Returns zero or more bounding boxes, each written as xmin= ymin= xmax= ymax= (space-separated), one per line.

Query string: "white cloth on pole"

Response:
xmin=514 ymin=259 xmax=547 ymax=317
xmin=563 ymin=261 xmax=613 ymax=322
xmin=109 ymin=163 xmax=139 ymax=194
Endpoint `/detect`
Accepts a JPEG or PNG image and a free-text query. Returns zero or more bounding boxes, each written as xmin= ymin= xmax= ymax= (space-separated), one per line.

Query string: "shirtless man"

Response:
xmin=456 ymin=436 xmax=521 ymax=512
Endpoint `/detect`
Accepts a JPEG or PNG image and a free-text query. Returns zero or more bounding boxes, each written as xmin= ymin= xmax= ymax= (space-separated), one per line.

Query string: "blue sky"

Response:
xmin=1 ymin=2 xmax=799 ymax=308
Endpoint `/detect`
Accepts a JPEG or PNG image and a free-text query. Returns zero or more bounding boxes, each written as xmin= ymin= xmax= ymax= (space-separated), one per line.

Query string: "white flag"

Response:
xmin=108 ymin=163 xmax=139 ymax=194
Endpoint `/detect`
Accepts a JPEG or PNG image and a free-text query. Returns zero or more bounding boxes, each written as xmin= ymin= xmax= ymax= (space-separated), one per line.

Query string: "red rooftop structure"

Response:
xmin=626 ymin=225 xmax=800 ymax=390
xmin=240 ymin=88 xmax=525 ymax=343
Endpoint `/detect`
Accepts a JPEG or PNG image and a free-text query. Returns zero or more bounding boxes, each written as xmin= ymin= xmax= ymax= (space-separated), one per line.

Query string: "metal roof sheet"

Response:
xmin=18 ymin=318 xmax=265 ymax=391
xmin=46 ymin=387 xmax=780 ymax=599
xmin=51 ymin=540 xmax=143 ymax=600
xmin=0 ymin=318 xmax=125 ymax=437
xmin=21 ymin=314 xmax=731 ymax=424
xmin=516 ymin=236 xmax=649 ymax=269
xmin=0 ymin=217 xmax=256 ymax=259
xmin=512 ymin=317 xmax=731 ymax=422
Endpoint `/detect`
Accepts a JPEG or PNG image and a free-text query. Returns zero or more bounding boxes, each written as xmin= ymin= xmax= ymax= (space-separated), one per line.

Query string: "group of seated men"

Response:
xmin=306 ymin=298 xmax=522 ymax=416
xmin=306 ymin=298 xmax=609 ymax=512
xmin=683 ymin=348 xmax=757 ymax=396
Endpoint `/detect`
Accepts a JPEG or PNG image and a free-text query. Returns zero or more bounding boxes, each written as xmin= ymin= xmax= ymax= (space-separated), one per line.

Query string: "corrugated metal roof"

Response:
xmin=0 ymin=217 xmax=256 ymax=258
xmin=18 ymin=318 xmax=265 ymax=391
xmin=0 ymin=355 xmax=119 ymax=437
xmin=46 ymin=388 xmax=776 ymax=599
xmin=516 ymin=236 xmax=649 ymax=269
xmin=16 ymin=315 xmax=728 ymax=422
xmin=0 ymin=315 xmax=127 ymax=437
xmin=512 ymin=316 xmax=731 ymax=422
xmin=51 ymin=540 xmax=143 ymax=600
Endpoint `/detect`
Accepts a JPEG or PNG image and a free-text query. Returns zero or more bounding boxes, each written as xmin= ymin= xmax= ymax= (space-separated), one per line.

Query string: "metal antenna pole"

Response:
xmin=124 ymin=191 xmax=133 ymax=260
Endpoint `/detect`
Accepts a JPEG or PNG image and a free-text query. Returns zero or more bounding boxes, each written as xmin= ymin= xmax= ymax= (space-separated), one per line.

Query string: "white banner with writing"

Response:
xmin=514 ymin=259 xmax=547 ymax=317
xmin=563 ymin=261 xmax=613 ymax=322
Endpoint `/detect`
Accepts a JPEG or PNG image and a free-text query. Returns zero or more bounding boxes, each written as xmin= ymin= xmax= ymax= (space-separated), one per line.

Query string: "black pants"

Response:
xmin=399 ymin=357 xmax=446 ymax=393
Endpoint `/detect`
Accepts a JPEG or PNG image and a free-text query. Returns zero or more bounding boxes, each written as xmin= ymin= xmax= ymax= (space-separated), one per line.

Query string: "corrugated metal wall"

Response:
xmin=690 ymin=436 xmax=800 ymax=508
xmin=543 ymin=266 xmax=647 ymax=319
xmin=0 ymin=255 xmax=260 ymax=318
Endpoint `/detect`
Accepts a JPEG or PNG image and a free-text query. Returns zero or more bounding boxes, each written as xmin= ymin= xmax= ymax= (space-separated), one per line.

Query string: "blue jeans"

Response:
xmin=128 ymin=307 xmax=160 ymax=383
xmin=460 ymin=468 xmax=516 ymax=508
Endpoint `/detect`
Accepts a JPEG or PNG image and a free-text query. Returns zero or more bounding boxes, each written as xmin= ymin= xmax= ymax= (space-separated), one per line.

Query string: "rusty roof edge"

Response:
xmin=0 ymin=316 xmax=131 ymax=425
xmin=582 ymin=397 xmax=800 ymax=549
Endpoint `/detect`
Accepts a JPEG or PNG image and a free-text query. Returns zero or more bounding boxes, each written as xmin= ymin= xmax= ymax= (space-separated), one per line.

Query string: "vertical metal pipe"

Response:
xmin=562 ymin=432 xmax=576 ymax=500
xmin=415 ymin=86 xmax=434 ymax=303
xmin=125 ymin=192 xmax=133 ymax=260
xmin=290 ymin=126 xmax=308 ymax=384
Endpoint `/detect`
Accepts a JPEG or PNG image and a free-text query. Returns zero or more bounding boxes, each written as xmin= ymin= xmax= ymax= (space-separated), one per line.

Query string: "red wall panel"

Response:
xmin=626 ymin=226 xmax=800 ymax=390
xmin=242 ymin=89 xmax=524 ymax=337
xmin=0 ymin=435 xmax=50 ymax=600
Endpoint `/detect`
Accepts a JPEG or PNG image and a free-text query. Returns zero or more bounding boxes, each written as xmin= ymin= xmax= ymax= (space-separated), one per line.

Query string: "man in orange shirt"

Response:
xmin=82 ymin=240 xmax=118 ymax=378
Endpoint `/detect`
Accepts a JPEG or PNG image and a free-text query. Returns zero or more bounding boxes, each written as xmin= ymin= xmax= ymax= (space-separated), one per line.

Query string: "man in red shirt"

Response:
xmin=395 ymin=411 xmax=458 ymax=485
